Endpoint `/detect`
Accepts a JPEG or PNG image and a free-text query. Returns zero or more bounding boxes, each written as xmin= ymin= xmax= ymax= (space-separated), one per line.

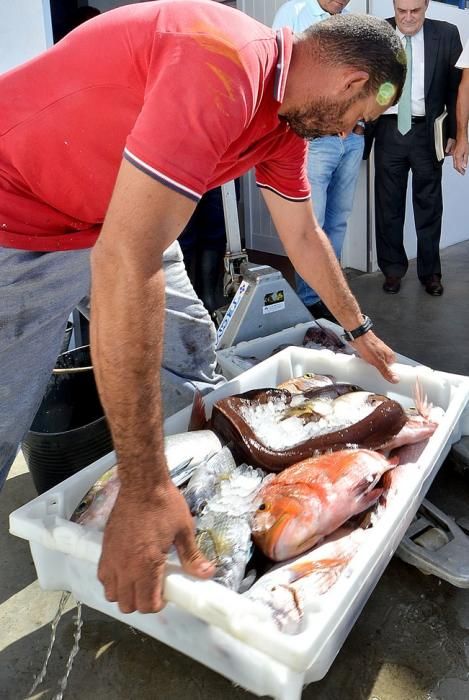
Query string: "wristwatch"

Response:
xmin=342 ymin=315 xmax=373 ymax=342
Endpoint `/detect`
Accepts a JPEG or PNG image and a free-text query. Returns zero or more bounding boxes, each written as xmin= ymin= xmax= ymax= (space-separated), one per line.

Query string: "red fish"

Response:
xmin=252 ymin=448 xmax=398 ymax=561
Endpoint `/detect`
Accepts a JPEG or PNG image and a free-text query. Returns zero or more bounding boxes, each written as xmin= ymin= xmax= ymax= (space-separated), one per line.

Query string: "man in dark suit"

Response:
xmin=371 ymin=0 xmax=462 ymax=297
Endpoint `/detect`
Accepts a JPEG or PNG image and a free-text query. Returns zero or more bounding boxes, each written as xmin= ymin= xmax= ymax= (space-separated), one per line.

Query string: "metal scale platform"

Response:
xmin=214 ymin=180 xmax=312 ymax=350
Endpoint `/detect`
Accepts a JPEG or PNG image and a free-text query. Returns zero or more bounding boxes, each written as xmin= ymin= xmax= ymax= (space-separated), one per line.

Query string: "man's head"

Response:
xmin=280 ymin=14 xmax=406 ymax=139
xmin=394 ymin=0 xmax=429 ymax=37
xmin=318 ymin=0 xmax=351 ymax=14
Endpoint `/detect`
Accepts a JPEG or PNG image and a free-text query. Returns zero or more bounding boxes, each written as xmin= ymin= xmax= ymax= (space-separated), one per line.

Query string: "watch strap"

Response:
xmin=342 ymin=315 xmax=373 ymax=342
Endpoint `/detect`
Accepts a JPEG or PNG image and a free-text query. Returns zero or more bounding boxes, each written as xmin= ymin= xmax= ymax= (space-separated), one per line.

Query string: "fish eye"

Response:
xmin=258 ymin=503 xmax=267 ymax=511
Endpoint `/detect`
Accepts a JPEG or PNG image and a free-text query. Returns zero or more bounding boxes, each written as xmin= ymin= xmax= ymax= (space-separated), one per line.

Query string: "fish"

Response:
xmin=245 ymin=527 xmax=364 ymax=633
xmin=280 ymin=383 xmax=365 ymax=422
xmin=70 ymin=429 xmax=224 ymax=530
xmin=186 ymin=457 xmax=265 ymax=590
xmin=302 ymin=323 xmax=353 ymax=354
xmin=277 ymin=372 xmax=335 ymax=394
xmin=378 ymin=380 xmax=441 ymax=452
xmin=185 ymin=454 xmax=265 ymax=517
xmin=251 ymin=448 xmax=398 ymax=561
xmin=196 ymin=512 xmax=253 ymax=591
xmin=71 ymin=465 xmax=120 ymax=528
xmin=211 ymin=388 xmax=407 ymax=472
xmin=183 ymin=445 xmax=238 ymax=516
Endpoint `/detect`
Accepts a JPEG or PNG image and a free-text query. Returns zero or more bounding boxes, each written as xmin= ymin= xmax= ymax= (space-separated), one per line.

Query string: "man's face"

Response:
xmin=281 ymin=89 xmax=388 ymax=140
xmin=394 ymin=0 xmax=428 ymax=36
xmin=318 ymin=0 xmax=351 ymax=14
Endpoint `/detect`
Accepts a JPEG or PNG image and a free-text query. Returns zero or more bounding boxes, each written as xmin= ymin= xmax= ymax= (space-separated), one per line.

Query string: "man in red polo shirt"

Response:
xmin=0 ymin=1 xmax=405 ymax=614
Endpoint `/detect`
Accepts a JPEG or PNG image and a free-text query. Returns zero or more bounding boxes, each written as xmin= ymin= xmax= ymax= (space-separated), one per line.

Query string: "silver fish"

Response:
xmin=183 ymin=446 xmax=238 ymax=516
xmin=187 ymin=459 xmax=265 ymax=591
xmin=71 ymin=466 xmax=120 ymax=528
xmin=196 ymin=512 xmax=253 ymax=591
xmin=71 ymin=429 xmax=224 ymax=530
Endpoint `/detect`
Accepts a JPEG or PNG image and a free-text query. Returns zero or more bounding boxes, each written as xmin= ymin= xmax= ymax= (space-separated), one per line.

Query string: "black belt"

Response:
xmin=381 ymin=114 xmax=426 ymax=124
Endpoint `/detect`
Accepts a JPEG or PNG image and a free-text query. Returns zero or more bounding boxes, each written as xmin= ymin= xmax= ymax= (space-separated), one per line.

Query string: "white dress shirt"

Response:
xmin=386 ymin=26 xmax=426 ymax=117
xmin=272 ymin=0 xmax=346 ymax=33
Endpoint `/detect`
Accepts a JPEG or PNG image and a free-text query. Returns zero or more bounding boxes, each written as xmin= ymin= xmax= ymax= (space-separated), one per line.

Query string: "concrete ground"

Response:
xmin=1 ymin=241 xmax=469 ymax=700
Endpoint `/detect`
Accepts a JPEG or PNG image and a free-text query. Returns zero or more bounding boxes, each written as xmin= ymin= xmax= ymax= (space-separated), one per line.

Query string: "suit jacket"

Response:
xmin=364 ymin=18 xmax=462 ymax=162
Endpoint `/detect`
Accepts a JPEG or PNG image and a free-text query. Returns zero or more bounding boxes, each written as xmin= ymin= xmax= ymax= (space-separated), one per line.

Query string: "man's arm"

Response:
xmin=91 ymin=159 xmax=214 ymax=614
xmin=454 ymin=68 xmax=469 ymax=174
xmin=261 ymin=189 xmax=398 ymax=383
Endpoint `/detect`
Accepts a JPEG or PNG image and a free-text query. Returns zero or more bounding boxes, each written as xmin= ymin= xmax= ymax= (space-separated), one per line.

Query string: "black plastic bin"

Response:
xmin=22 ymin=345 xmax=114 ymax=494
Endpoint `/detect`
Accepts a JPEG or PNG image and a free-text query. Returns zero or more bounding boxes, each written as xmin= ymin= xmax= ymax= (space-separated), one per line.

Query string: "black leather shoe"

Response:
xmin=423 ymin=274 xmax=443 ymax=296
xmin=382 ymin=276 xmax=401 ymax=294
xmin=306 ymin=301 xmax=338 ymax=324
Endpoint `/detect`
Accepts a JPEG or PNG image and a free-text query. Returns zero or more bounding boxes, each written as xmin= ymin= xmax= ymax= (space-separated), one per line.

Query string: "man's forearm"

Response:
xmin=90 ymin=242 xmax=169 ymax=496
xmin=291 ymin=226 xmax=363 ymax=330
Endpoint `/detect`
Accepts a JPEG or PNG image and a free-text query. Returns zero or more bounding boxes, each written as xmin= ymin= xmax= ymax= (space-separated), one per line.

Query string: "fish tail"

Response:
xmin=188 ymin=388 xmax=207 ymax=431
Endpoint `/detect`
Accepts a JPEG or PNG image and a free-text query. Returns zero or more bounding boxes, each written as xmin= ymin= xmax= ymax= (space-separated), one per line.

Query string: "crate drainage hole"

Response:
xmin=26 ymin=591 xmax=83 ymax=700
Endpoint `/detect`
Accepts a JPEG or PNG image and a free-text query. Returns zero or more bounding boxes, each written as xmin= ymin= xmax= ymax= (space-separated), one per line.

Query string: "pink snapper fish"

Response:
xmin=252 ymin=448 xmax=398 ymax=561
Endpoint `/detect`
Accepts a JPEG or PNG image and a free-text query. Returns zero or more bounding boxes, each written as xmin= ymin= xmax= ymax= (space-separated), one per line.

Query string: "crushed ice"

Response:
xmin=240 ymin=395 xmax=376 ymax=450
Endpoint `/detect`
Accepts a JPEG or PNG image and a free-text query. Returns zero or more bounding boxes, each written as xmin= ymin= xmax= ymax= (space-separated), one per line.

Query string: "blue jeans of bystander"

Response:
xmin=296 ymin=133 xmax=364 ymax=307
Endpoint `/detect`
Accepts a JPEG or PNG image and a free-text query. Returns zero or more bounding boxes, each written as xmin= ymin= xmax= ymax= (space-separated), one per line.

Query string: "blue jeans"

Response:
xmin=296 ymin=133 xmax=364 ymax=307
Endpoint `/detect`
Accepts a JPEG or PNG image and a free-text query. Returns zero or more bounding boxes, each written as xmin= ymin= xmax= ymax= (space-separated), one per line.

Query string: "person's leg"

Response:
xmin=194 ymin=187 xmax=226 ymax=314
xmin=295 ymin=137 xmax=338 ymax=307
xmin=374 ymin=119 xmax=411 ymax=280
xmin=323 ymin=132 xmax=364 ymax=259
xmin=0 ymin=247 xmax=91 ymax=490
xmin=409 ymin=125 xmax=443 ymax=282
xmin=161 ymin=241 xmax=225 ymax=417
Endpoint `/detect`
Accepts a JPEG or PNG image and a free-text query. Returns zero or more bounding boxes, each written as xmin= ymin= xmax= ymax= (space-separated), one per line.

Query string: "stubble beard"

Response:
xmin=281 ymin=93 xmax=362 ymax=140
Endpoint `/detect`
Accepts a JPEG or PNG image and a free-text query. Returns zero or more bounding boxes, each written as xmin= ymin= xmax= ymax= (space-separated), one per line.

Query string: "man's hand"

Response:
xmin=98 ymin=480 xmax=215 ymax=614
xmin=453 ymin=138 xmax=469 ymax=174
xmin=350 ymin=331 xmax=399 ymax=384
xmin=445 ymin=137 xmax=456 ymax=156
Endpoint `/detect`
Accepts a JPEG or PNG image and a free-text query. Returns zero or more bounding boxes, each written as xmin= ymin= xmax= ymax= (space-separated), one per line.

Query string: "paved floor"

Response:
xmin=1 ymin=241 xmax=469 ymax=700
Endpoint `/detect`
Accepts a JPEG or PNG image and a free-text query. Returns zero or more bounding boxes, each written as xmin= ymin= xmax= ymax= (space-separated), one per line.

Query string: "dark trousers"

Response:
xmin=374 ymin=116 xmax=443 ymax=281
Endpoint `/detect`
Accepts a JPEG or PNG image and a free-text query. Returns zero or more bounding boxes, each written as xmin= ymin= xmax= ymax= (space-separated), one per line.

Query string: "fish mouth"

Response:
xmin=262 ymin=513 xmax=293 ymax=560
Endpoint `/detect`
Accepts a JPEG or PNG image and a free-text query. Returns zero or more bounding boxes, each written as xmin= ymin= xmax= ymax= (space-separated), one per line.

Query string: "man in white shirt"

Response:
xmin=453 ymin=38 xmax=469 ymax=175
xmin=273 ymin=1 xmax=364 ymax=322
xmin=369 ymin=0 xmax=461 ymax=297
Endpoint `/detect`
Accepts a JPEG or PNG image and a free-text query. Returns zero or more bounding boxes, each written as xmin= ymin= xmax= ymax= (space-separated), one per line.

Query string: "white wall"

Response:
xmin=0 ymin=0 xmax=53 ymax=73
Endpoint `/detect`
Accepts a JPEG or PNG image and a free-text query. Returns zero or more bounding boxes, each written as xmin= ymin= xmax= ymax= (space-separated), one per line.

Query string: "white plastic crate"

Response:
xmin=9 ymin=348 xmax=469 ymax=700
xmin=216 ymin=320 xmax=416 ymax=380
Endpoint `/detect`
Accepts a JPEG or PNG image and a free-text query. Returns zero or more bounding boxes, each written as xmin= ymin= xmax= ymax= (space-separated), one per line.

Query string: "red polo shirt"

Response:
xmin=0 ymin=0 xmax=309 ymax=252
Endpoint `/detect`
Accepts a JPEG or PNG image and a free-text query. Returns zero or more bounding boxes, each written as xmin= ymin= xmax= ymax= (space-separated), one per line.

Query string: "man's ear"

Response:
xmin=342 ymin=70 xmax=369 ymax=96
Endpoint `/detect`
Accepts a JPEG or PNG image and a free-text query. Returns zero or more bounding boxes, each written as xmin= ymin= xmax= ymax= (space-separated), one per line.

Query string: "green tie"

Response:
xmin=398 ymin=36 xmax=412 ymax=135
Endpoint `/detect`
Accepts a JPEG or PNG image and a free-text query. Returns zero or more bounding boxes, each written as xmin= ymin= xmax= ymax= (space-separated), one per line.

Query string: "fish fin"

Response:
xmin=288 ymin=557 xmax=348 ymax=584
xmin=188 ymin=389 xmax=207 ymax=431
xmin=414 ymin=379 xmax=433 ymax=420
xmin=356 ymin=486 xmax=384 ymax=511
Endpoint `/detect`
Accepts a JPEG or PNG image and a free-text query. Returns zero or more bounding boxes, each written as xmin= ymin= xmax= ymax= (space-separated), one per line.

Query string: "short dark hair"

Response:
xmin=301 ymin=14 xmax=406 ymax=107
